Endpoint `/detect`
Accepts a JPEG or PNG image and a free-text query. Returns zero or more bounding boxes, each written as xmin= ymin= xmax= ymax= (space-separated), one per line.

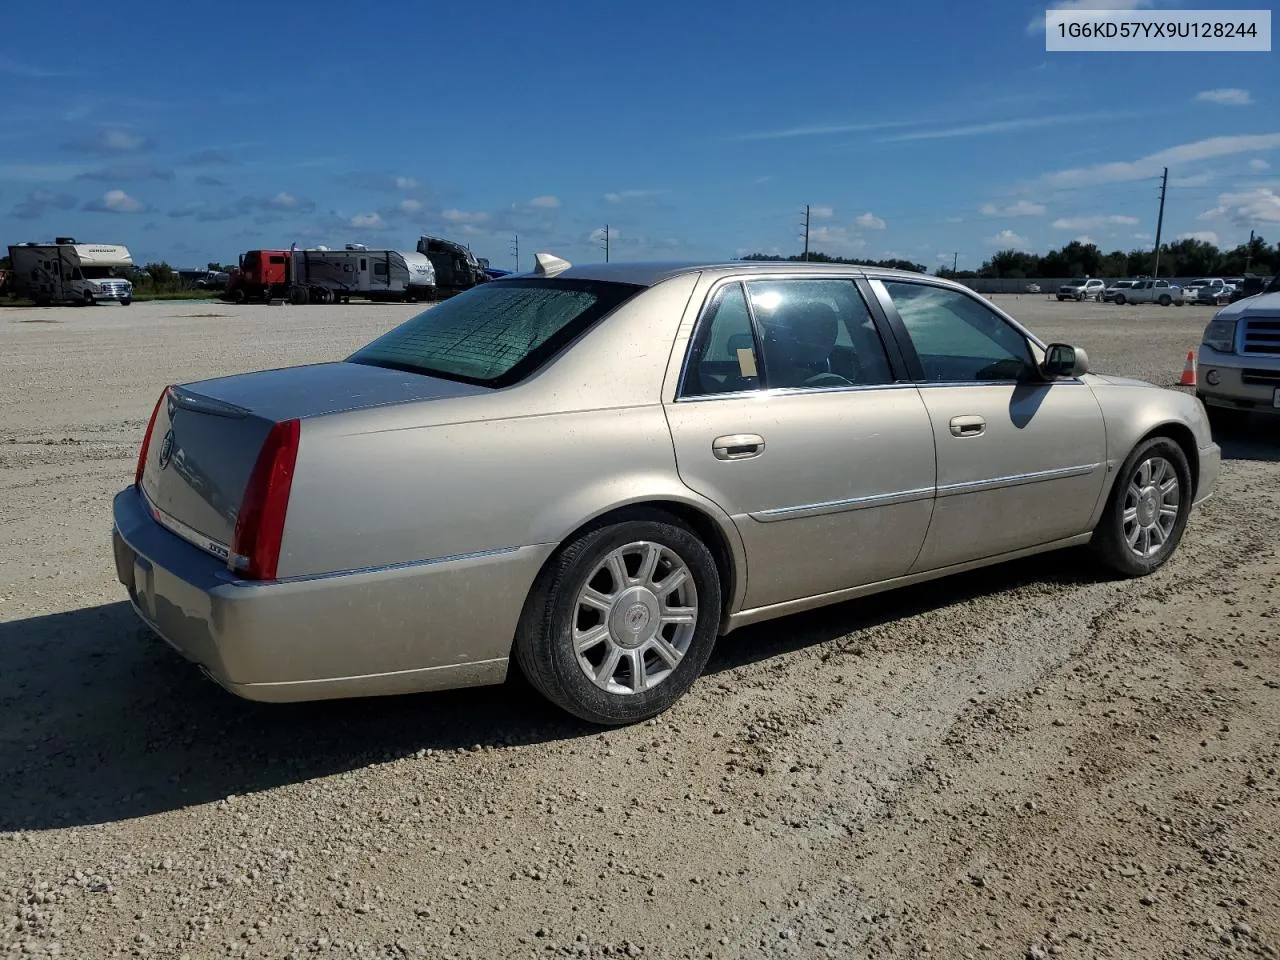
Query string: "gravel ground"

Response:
xmin=1 ymin=296 xmax=1277 ymax=960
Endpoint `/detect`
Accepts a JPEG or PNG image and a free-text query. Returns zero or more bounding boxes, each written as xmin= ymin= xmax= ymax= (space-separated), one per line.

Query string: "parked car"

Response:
xmin=1103 ymin=279 xmax=1138 ymax=303
xmin=1057 ymin=278 xmax=1105 ymax=301
xmin=1182 ymin=278 xmax=1234 ymax=305
xmin=112 ymin=257 xmax=1219 ymax=724
xmin=1114 ymin=279 xmax=1184 ymax=306
xmin=1228 ymin=275 xmax=1273 ymax=302
xmin=1197 ymin=278 xmax=1280 ymax=427
xmin=1026 ymin=283 xmax=1041 ymax=294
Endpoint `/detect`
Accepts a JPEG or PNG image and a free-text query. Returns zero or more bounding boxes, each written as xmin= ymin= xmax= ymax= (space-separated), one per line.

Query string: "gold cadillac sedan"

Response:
xmin=113 ymin=255 xmax=1220 ymax=725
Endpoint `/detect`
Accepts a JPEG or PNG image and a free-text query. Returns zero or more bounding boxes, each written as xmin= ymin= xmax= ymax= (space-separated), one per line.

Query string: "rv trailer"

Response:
xmin=6 ymin=238 xmax=134 ymax=306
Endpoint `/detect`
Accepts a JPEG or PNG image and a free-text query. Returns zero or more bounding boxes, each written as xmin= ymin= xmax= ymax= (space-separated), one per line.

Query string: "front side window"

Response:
xmin=882 ymin=281 xmax=1036 ymax=383
xmin=348 ymin=278 xmax=642 ymax=386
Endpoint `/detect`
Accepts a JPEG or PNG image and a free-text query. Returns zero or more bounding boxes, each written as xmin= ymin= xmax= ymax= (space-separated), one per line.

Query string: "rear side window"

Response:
xmin=746 ymin=279 xmax=893 ymax=389
xmin=348 ymin=278 xmax=643 ymax=387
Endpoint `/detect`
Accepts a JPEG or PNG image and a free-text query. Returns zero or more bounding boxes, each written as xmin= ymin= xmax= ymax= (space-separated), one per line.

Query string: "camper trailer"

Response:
xmin=226 ymin=245 xmax=435 ymax=303
xmin=289 ymin=245 xmax=436 ymax=304
xmin=416 ymin=235 xmax=489 ymax=297
xmin=7 ymin=238 xmax=134 ymax=306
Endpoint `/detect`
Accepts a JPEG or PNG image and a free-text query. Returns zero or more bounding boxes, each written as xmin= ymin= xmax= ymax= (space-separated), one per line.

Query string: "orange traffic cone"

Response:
xmin=1178 ymin=350 xmax=1197 ymax=386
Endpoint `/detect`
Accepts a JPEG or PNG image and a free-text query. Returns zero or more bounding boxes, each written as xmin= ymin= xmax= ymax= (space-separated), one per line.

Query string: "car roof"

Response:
xmin=497 ymin=259 xmax=946 ymax=288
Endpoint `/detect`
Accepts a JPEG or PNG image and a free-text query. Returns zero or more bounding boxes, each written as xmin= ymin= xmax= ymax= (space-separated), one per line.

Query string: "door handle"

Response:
xmin=949 ymin=415 xmax=986 ymax=438
xmin=713 ymin=434 xmax=766 ymax=460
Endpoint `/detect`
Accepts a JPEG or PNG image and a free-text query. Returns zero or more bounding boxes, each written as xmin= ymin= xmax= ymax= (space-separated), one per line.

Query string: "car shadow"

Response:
xmin=1214 ymin=421 xmax=1280 ymax=463
xmin=0 ymin=551 xmax=1104 ymax=832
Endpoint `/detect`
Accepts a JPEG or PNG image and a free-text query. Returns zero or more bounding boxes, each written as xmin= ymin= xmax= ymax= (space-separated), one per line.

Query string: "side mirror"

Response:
xmin=1042 ymin=342 xmax=1090 ymax=378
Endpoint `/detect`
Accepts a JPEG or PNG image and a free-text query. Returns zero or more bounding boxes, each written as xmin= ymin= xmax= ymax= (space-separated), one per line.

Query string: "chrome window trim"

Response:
xmin=674 ymin=380 xmax=921 ymax=404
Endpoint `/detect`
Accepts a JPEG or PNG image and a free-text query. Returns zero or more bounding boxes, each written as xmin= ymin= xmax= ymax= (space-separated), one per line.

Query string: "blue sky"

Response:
xmin=1 ymin=0 xmax=1275 ymax=271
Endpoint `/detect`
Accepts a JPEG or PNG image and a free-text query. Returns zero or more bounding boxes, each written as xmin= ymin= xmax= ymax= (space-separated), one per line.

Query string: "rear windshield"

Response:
xmin=347 ymin=277 xmax=644 ymax=387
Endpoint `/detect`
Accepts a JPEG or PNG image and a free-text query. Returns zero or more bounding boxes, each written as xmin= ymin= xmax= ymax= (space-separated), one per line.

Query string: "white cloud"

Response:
xmin=1250 ymin=158 xmax=1271 ymax=171
xmin=1197 ymin=188 xmax=1280 ymax=225
xmin=528 ymin=195 xmax=560 ymax=208
xmin=603 ymin=189 xmax=666 ymax=204
xmin=880 ymin=113 xmax=1107 ymax=143
xmin=855 ymin=211 xmax=886 ymax=230
xmin=807 ymin=225 xmax=867 ymax=254
xmin=393 ymin=176 xmax=419 ymax=190
xmin=1180 ymin=231 xmax=1220 ymax=244
xmin=810 ymin=205 xmax=834 ymax=219
xmin=1040 ymin=134 xmax=1280 ymax=188
xmin=1133 ymin=232 xmax=1152 ymax=241
xmin=398 ymin=198 xmax=423 ymax=213
xmin=986 ymin=229 xmax=1030 ymax=248
xmin=1074 ymin=236 xmax=1095 ymax=244
xmin=350 ymin=212 xmax=387 ymax=230
xmin=441 ymin=208 xmax=489 ymax=225
xmin=86 ymin=189 xmax=144 ymax=213
xmin=732 ymin=119 xmax=918 ymax=142
xmin=981 ymin=200 xmax=1046 ymax=217
xmin=1028 ymin=0 xmax=1151 ymax=34
xmin=1051 ymin=214 xmax=1139 ymax=230
xmin=1194 ymin=88 xmax=1252 ymax=106
xmin=270 ymin=191 xmax=300 ymax=209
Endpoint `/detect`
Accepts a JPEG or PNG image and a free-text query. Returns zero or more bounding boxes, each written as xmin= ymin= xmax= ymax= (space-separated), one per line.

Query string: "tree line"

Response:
xmin=942 ymin=236 xmax=1277 ymax=281
xmin=740 ymin=235 xmax=1277 ymax=281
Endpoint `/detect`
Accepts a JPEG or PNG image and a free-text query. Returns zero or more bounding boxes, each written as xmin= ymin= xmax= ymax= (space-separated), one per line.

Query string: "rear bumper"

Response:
xmin=112 ymin=486 xmax=552 ymax=702
xmin=1196 ymin=349 xmax=1280 ymax=414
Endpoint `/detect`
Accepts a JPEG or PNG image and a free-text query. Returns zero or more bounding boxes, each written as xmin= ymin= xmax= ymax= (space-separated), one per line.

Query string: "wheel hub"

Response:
xmin=610 ymin=588 xmax=660 ymax=649
xmin=1136 ymin=487 xmax=1159 ymax=525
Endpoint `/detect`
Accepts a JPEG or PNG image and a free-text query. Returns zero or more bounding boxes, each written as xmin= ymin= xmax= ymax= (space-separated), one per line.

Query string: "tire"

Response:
xmin=1113 ymin=294 xmax=1125 ymax=305
xmin=120 ymin=298 xmax=132 ymax=306
xmin=289 ymin=285 xmax=309 ymax=305
xmin=514 ymin=512 xmax=722 ymax=725
xmin=1057 ymin=296 xmax=1066 ymax=302
xmin=1091 ymin=436 xmax=1193 ymax=578
xmin=1158 ymin=294 xmax=1172 ymax=306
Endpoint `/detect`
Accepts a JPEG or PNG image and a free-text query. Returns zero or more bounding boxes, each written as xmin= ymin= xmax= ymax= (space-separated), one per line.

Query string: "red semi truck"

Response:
xmin=224 ymin=250 xmax=290 ymax=303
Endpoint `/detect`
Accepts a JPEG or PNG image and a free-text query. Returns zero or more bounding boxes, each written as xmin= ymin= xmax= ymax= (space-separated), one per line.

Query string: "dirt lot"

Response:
xmin=1 ymin=296 xmax=1277 ymax=960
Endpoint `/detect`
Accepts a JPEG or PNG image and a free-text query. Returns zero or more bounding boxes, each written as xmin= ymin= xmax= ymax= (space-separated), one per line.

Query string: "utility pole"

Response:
xmin=953 ymin=251 xmax=959 ymax=274
xmin=1245 ymin=228 xmax=1255 ymax=273
xmin=1152 ymin=166 xmax=1168 ymax=278
xmin=600 ymin=224 xmax=610 ymax=263
xmin=802 ymin=205 xmax=811 ymax=262
xmin=510 ymin=234 xmax=519 ymax=272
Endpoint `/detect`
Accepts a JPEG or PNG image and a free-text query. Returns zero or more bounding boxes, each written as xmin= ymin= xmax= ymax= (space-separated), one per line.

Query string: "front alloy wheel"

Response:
xmin=1121 ymin=457 xmax=1180 ymax=559
xmin=1092 ymin=436 xmax=1192 ymax=577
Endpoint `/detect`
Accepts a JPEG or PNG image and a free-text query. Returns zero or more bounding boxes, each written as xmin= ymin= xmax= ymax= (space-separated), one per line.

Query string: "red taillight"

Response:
xmin=135 ymin=387 xmax=170 ymax=487
xmin=229 ymin=419 xmax=301 ymax=581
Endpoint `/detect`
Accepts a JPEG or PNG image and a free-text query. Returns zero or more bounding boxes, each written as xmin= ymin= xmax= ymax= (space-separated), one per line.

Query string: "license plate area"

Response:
xmin=1273 ymin=387 xmax=1280 ymax=408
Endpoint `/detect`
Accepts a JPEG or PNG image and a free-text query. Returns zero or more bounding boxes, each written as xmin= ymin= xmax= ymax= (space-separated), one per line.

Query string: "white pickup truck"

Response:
xmin=1111 ymin=278 xmax=1184 ymax=306
xmin=1182 ymin=278 xmax=1234 ymax=305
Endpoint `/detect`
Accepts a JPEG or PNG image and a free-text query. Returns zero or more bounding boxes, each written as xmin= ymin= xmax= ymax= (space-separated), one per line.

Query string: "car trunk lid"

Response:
xmin=138 ymin=361 xmax=487 ymax=558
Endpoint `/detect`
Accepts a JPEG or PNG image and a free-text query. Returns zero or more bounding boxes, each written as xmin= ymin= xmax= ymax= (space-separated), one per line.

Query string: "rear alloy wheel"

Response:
xmin=1091 ymin=437 xmax=1192 ymax=577
xmin=515 ymin=514 xmax=721 ymax=725
xmin=1158 ymin=294 xmax=1172 ymax=306
xmin=1114 ymin=294 xmax=1126 ymax=305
